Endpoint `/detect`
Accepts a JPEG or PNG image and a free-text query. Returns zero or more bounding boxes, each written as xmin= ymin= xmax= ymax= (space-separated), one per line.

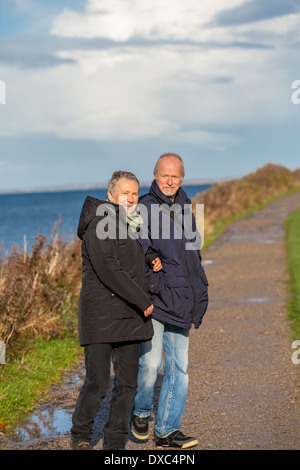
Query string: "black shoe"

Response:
xmin=156 ymin=430 xmax=198 ymax=449
xmin=131 ymin=415 xmax=149 ymax=440
xmin=70 ymin=439 xmax=91 ymax=450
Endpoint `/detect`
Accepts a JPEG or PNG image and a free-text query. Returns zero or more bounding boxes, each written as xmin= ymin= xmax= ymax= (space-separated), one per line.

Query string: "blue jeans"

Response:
xmin=132 ymin=318 xmax=189 ymax=437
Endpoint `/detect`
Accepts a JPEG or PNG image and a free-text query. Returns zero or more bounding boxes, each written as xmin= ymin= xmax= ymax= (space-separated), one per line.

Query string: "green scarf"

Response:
xmin=126 ymin=210 xmax=144 ymax=232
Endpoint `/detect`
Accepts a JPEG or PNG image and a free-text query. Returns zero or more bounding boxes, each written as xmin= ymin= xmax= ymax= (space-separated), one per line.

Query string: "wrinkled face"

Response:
xmin=155 ymin=156 xmax=183 ymax=201
xmin=107 ymin=178 xmax=139 ymax=213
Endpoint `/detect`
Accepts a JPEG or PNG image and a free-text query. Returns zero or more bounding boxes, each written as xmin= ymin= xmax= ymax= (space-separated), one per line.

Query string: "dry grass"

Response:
xmin=0 ymin=221 xmax=82 ymax=356
xmin=192 ymin=163 xmax=300 ymax=239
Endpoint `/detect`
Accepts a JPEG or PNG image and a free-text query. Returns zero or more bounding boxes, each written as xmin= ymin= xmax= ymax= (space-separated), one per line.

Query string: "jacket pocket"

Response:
xmin=165 ymin=274 xmax=190 ymax=288
xmin=163 ymin=273 xmax=194 ymax=317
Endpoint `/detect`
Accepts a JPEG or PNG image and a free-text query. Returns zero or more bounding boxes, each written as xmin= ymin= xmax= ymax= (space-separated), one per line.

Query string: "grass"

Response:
xmin=0 ymin=225 xmax=84 ymax=433
xmin=0 ymin=229 xmax=82 ymax=351
xmin=0 ymin=336 xmax=83 ymax=432
xmin=285 ymin=206 xmax=300 ymax=340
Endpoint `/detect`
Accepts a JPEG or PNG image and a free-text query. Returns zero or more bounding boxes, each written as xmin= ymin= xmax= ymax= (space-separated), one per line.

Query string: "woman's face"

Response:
xmin=107 ymin=179 xmax=139 ymax=213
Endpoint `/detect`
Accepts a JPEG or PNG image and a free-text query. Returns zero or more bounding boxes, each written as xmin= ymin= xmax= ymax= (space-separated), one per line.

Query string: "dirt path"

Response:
xmin=3 ymin=191 xmax=300 ymax=450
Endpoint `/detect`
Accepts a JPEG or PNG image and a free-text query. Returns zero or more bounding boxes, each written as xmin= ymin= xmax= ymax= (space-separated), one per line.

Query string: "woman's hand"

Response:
xmin=152 ymin=257 xmax=162 ymax=272
xmin=144 ymin=304 xmax=154 ymax=317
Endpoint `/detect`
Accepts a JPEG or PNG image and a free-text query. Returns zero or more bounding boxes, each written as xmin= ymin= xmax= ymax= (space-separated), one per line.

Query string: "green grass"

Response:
xmin=285 ymin=206 xmax=300 ymax=340
xmin=0 ymin=335 xmax=83 ymax=432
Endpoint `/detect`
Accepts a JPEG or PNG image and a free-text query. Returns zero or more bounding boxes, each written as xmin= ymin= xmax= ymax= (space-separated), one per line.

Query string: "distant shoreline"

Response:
xmin=0 ymin=179 xmax=223 ymax=196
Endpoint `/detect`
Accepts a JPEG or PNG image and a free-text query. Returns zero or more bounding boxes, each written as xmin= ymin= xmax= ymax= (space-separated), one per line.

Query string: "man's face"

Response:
xmin=155 ymin=156 xmax=183 ymax=201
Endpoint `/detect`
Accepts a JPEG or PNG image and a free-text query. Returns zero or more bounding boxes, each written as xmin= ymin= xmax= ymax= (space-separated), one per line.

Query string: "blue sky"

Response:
xmin=0 ymin=0 xmax=299 ymax=191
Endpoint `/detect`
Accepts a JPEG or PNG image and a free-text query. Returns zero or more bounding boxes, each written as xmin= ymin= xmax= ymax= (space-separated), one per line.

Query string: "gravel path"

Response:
xmin=3 ymin=191 xmax=300 ymax=450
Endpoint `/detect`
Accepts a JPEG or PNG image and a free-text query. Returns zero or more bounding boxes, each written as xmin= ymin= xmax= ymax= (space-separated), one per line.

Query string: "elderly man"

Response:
xmin=131 ymin=153 xmax=209 ymax=449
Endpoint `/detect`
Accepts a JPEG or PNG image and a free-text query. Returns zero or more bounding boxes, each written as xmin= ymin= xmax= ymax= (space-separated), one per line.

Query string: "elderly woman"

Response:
xmin=70 ymin=171 xmax=155 ymax=451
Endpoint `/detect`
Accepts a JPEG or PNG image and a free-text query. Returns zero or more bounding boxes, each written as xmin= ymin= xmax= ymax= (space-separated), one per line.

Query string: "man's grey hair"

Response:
xmin=108 ymin=170 xmax=140 ymax=195
xmin=153 ymin=153 xmax=185 ymax=178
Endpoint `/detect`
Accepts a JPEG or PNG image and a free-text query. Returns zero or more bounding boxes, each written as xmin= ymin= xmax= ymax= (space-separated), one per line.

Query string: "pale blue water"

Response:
xmin=0 ymin=184 xmax=210 ymax=254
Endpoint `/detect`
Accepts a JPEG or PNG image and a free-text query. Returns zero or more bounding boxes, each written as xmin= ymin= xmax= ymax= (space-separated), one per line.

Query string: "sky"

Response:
xmin=0 ymin=0 xmax=299 ymax=191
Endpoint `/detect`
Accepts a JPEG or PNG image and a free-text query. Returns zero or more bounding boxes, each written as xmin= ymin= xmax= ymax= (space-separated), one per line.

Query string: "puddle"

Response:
xmin=222 ymin=223 xmax=285 ymax=244
xmin=236 ymin=297 xmax=272 ymax=304
xmin=10 ymin=408 xmax=74 ymax=442
xmin=62 ymin=368 xmax=85 ymax=388
xmin=4 ymin=365 xmax=85 ymax=444
xmin=2 ymin=364 xmax=117 ymax=448
xmin=202 ymin=259 xmax=214 ymax=265
xmin=224 ymin=234 xmax=279 ymax=242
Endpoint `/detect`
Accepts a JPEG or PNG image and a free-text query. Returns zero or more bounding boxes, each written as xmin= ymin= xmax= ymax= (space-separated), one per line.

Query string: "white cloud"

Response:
xmin=1 ymin=0 xmax=299 ymax=149
xmin=50 ymin=0 xmax=245 ymax=41
xmin=1 ymin=44 xmax=287 ymax=143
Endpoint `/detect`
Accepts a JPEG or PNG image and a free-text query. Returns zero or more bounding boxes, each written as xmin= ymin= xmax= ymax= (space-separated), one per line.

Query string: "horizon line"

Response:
xmin=0 ymin=178 xmax=228 ymax=196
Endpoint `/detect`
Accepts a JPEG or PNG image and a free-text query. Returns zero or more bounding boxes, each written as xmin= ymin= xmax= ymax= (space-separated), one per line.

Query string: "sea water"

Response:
xmin=0 ymin=184 xmax=211 ymax=254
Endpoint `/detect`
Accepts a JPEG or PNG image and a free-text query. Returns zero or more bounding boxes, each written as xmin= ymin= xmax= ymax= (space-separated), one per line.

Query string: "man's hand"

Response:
xmin=152 ymin=257 xmax=162 ymax=272
xmin=144 ymin=304 xmax=154 ymax=317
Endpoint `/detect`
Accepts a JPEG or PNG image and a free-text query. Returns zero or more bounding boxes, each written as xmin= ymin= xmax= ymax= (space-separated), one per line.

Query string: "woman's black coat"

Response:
xmin=76 ymin=196 xmax=153 ymax=346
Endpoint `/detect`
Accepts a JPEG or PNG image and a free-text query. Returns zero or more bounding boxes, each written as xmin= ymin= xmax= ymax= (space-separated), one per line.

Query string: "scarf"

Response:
xmin=126 ymin=210 xmax=144 ymax=232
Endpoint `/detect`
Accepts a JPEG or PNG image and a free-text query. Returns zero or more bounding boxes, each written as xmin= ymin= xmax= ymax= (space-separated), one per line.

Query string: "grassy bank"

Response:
xmin=0 ymin=336 xmax=82 ymax=431
xmin=0 ymin=226 xmax=83 ymax=432
xmin=285 ymin=206 xmax=300 ymax=340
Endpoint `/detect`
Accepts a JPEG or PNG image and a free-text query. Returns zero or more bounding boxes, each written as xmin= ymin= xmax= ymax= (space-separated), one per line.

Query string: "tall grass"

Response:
xmin=0 ymin=221 xmax=82 ymax=358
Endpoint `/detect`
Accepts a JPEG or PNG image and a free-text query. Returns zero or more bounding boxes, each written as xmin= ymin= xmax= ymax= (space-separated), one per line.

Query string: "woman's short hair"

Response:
xmin=108 ymin=171 xmax=140 ymax=195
